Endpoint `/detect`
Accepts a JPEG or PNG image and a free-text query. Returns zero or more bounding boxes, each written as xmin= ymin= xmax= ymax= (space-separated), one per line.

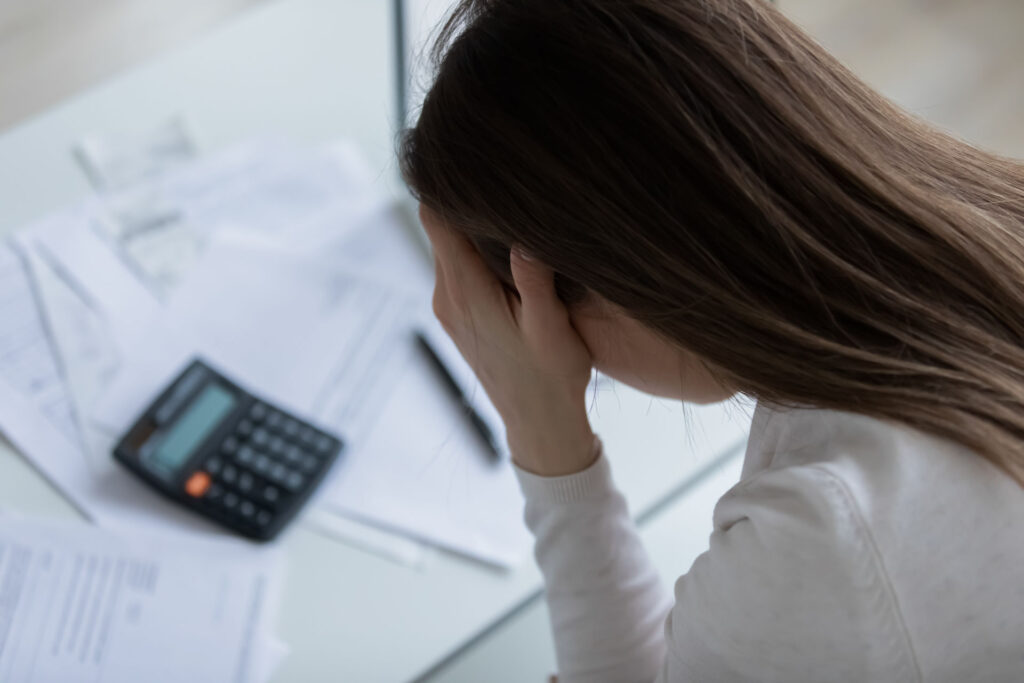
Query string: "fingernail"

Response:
xmin=513 ymin=246 xmax=533 ymax=262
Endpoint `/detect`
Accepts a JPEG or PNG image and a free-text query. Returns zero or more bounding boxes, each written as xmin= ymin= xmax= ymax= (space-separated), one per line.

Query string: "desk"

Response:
xmin=0 ymin=1 xmax=748 ymax=680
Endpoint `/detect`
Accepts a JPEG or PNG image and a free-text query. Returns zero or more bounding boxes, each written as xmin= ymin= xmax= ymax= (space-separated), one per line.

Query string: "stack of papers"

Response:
xmin=0 ymin=516 xmax=286 ymax=683
xmin=0 ymin=137 xmax=534 ymax=569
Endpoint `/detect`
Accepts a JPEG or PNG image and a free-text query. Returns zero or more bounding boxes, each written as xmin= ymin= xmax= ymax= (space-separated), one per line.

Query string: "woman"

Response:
xmin=400 ymin=0 xmax=1024 ymax=680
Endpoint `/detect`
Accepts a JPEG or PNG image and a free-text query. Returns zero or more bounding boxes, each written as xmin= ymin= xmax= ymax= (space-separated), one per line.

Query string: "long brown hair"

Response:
xmin=400 ymin=0 xmax=1024 ymax=484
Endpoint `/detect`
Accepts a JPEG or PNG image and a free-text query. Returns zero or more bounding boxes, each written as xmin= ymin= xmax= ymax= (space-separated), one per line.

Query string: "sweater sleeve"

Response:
xmin=515 ymin=445 xmax=920 ymax=683
xmin=513 ymin=437 xmax=673 ymax=683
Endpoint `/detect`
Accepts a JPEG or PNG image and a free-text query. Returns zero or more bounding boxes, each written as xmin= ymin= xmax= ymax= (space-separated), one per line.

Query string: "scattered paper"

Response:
xmin=5 ymin=144 xmax=440 ymax=567
xmin=0 ymin=240 xmax=236 ymax=537
xmin=303 ymin=508 xmax=432 ymax=569
xmin=0 ymin=517 xmax=284 ymax=683
xmin=0 ymin=245 xmax=78 ymax=444
xmin=5 ymin=139 xmax=531 ymax=568
xmin=88 ymin=229 xmax=530 ymax=566
xmin=322 ymin=325 xmax=533 ymax=567
xmin=89 ymin=235 xmax=425 ymax=444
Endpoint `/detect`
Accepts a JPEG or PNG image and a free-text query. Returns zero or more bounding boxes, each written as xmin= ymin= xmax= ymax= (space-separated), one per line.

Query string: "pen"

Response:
xmin=414 ymin=331 xmax=502 ymax=463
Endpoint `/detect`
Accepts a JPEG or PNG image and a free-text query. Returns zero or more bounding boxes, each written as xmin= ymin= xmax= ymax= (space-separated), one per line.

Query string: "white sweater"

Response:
xmin=513 ymin=401 xmax=1024 ymax=682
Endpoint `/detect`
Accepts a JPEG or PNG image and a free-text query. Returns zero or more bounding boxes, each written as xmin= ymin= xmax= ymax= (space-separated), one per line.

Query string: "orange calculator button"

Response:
xmin=185 ymin=471 xmax=212 ymax=498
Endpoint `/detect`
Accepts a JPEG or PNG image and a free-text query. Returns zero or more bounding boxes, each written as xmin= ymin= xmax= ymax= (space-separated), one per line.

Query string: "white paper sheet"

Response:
xmin=78 ymin=137 xmax=379 ymax=294
xmin=302 ymin=508 xmax=432 ymax=569
xmin=21 ymin=139 xmax=382 ymax=338
xmin=18 ymin=206 xmax=163 ymax=357
xmin=14 ymin=236 xmax=122 ymax=477
xmin=0 ymin=245 xmax=78 ymax=444
xmin=252 ymin=637 xmax=290 ymax=683
xmin=0 ymin=517 xmax=283 ymax=683
xmin=89 ymin=235 xmax=424 ymax=442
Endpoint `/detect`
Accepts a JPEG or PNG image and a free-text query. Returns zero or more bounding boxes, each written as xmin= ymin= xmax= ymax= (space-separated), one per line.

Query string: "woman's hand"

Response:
xmin=420 ymin=206 xmax=598 ymax=477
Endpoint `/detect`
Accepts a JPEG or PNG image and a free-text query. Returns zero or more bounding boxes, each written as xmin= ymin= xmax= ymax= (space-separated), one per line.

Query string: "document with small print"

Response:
xmin=0 ymin=517 xmax=285 ymax=683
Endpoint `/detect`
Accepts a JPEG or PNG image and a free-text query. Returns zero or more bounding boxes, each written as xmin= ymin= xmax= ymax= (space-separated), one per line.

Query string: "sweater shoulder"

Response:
xmin=721 ymin=404 xmax=1024 ymax=681
xmin=668 ymin=459 xmax=922 ymax=681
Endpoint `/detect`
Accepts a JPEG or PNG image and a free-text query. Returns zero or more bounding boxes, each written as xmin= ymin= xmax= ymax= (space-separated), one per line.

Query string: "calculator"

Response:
xmin=113 ymin=358 xmax=344 ymax=541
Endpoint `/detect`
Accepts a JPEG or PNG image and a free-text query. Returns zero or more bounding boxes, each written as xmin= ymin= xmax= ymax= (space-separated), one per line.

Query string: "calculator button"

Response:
xmin=299 ymin=426 xmax=316 ymax=445
xmin=235 ymin=419 xmax=254 ymax=438
xmin=238 ymin=472 xmax=255 ymax=493
xmin=252 ymin=428 xmax=270 ymax=448
xmin=206 ymin=457 xmax=224 ymax=475
xmin=261 ymin=486 xmax=280 ymax=505
xmin=205 ymin=483 xmax=224 ymax=503
xmin=185 ymin=471 xmax=212 ymax=498
xmin=254 ymin=454 xmax=273 ymax=475
xmin=255 ymin=510 xmax=273 ymax=528
xmin=284 ymin=445 xmax=303 ymax=464
xmin=221 ymin=465 xmax=239 ymax=485
xmin=283 ymin=471 xmax=305 ymax=493
xmin=283 ymin=419 xmax=300 ymax=438
xmin=221 ymin=436 xmax=239 ymax=455
xmin=314 ymin=434 xmax=333 ymax=453
xmin=239 ymin=501 xmax=256 ymax=519
xmin=269 ymin=463 xmax=288 ymax=484
xmin=266 ymin=412 xmax=284 ymax=431
xmin=269 ymin=437 xmax=287 ymax=457
xmin=236 ymin=446 xmax=256 ymax=466
xmin=300 ymin=454 xmax=319 ymax=473
xmin=223 ymin=492 xmax=240 ymax=510
xmin=248 ymin=402 xmax=268 ymax=422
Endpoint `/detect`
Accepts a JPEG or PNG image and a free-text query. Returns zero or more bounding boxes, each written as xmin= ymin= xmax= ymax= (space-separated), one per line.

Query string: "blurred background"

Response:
xmin=2 ymin=0 xmax=1022 ymax=155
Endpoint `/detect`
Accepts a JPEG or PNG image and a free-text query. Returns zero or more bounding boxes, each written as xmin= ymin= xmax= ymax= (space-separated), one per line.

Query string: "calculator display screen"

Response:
xmin=152 ymin=383 xmax=236 ymax=472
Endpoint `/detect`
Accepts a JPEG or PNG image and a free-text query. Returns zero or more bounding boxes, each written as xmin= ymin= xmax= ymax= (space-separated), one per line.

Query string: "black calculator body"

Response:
xmin=113 ymin=358 xmax=343 ymax=541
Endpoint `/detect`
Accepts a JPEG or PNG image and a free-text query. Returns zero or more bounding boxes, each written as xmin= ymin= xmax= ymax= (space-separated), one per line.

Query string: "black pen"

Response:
xmin=414 ymin=331 xmax=502 ymax=463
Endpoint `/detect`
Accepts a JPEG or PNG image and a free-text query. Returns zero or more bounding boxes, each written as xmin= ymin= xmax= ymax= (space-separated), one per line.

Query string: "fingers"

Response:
xmin=509 ymin=246 xmax=574 ymax=347
xmin=420 ymin=204 xmax=504 ymax=324
xmin=440 ymin=231 xmax=500 ymax=304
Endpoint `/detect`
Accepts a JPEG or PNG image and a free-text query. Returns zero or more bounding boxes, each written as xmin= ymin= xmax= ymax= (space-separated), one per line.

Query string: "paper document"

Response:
xmin=323 ymin=324 xmax=533 ymax=567
xmin=14 ymin=233 xmax=125 ymax=477
xmin=0 ymin=245 xmax=78 ymax=443
xmin=85 ymin=138 xmax=382 ymax=294
xmin=0 ymin=239 xmax=245 ymax=537
xmin=90 ymin=235 xmax=424 ymax=445
xmin=0 ymin=517 xmax=284 ymax=683
xmin=17 ymin=207 xmax=162 ymax=357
